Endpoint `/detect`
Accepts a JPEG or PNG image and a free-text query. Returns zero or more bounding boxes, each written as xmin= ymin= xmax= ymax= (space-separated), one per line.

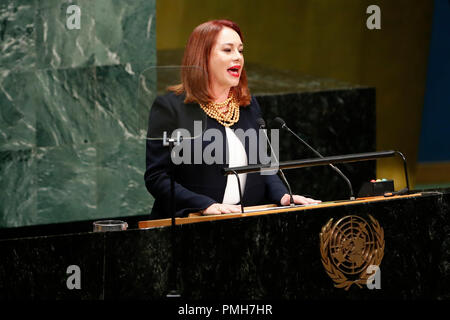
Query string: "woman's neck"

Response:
xmin=210 ymin=85 xmax=231 ymax=104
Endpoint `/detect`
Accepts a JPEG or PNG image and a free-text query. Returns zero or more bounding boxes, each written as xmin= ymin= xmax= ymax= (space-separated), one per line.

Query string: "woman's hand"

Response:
xmin=280 ymin=194 xmax=321 ymax=206
xmin=202 ymin=203 xmax=242 ymax=215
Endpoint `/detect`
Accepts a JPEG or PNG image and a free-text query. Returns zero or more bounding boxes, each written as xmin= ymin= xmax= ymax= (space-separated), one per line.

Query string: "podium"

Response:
xmin=133 ymin=191 xmax=449 ymax=299
xmin=0 ymin=189 xmax=449 ymax=300
xmin=138 ymin=194 xmax=418 ymax=229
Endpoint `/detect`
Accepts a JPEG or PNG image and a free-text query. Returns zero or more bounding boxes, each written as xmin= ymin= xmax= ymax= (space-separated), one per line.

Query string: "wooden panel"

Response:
xmin=138 ymin=193 xmax=423 ymax=229
xmin=416 ymin=162 xmax=450 ymax=184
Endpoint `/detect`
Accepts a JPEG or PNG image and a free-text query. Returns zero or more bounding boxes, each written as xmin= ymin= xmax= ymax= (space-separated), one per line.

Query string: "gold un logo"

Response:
xmin=320 ymin=215 xmax=384 ymax=290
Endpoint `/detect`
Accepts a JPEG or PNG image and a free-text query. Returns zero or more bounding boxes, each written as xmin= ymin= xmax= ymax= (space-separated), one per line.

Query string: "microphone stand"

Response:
xmin=230 ymin=169 xmax=245 ymax=213
xmin=222 ymin=150 xmax=410 ymax=196
xmin=258 ymin=121 xmax=295 ymax=206
xmin=163 ymin=131 xmax=182 ymax=299
xmin=277 ymin=120 xmax=355 ymax=200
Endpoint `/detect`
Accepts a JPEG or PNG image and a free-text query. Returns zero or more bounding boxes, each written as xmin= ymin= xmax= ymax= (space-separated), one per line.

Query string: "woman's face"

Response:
xmin=208 ymin=27 xmax=244 ymax=93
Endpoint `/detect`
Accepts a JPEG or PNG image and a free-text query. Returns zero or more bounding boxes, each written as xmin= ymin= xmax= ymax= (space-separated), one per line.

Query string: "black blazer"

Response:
xmin=144 ymin=92 xmax=288 ymax=219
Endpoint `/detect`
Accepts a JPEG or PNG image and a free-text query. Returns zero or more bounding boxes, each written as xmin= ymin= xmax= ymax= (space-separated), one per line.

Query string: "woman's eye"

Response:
xmin=223 ymin=49 xmax=244 ymax=54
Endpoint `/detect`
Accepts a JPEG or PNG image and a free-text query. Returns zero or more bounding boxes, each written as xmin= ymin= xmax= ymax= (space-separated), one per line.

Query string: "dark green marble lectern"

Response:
xmin=1 ymin=189 xmax=449 ymax=300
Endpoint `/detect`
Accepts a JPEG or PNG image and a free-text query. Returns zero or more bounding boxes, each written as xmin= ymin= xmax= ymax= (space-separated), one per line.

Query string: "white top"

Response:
xmin=222 ymin=127 xmax=248 ymax=204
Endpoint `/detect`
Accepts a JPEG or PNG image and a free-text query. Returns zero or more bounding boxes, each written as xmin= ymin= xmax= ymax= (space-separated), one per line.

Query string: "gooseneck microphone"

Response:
xmin=273 ymin=117 xmax=355 ymax=200
xmin=256 ymin=118 xmax=295 ymax=206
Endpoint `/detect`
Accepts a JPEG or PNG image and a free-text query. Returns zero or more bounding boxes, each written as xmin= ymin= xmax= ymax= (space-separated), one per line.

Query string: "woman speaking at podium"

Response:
xmin=144 ymin=19 xmax=320 ymax=219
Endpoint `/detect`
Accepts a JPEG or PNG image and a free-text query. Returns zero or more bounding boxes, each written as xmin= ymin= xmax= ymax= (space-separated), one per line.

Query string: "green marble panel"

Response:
xmin=95 ymin=137 xmax=152 ymax=218
xmin=136 ymin=66 xmax=157 ymax=136
xmin=34 ymin=0 xmax=155 ymax=72
xmin=34 ymin=67 xmax=97 ymax=147
xmin=35 ymin=0 xmax=95 ymax=70
xmin=1 ymin=0 xmax=155 ymax=72
xmin=0 ymin=149 xmax=37 ymax=227
xmin=36 ymin=143 xmax=97 ymax=224
xmin=0 ymin=0 xmax=37 ymax=73
xmin=0 ymin=0 xmax=157 ymax=228
xmin=92 ymin=0 xmax=156 ymax=74
xmin=1 ymin=64 xmax=148 ymax=148
xmin=0 ymin=71 xmax=36 ymax=151
xmin=94 ymin=65 xmax=140 ymax=141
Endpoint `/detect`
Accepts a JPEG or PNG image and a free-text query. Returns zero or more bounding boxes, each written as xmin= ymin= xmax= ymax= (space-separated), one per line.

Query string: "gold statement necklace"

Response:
xmin=199 ymin=92 xmax=240 ymax=127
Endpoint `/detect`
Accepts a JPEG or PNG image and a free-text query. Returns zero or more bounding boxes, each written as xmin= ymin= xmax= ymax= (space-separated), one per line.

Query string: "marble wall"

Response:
xmin=0 ymin=0 xmax=156 ymax=227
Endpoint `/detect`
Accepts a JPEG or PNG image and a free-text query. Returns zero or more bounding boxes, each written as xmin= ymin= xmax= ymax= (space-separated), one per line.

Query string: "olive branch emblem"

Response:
xmin=320 ymin=215 xmax=385 ymax=290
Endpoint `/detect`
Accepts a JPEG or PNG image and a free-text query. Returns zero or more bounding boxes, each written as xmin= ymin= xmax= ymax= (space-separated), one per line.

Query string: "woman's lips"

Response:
xmin=227 ymin=66 xmax=241 ymax=78
xmin=227 ymin=69 xmax=240 ymax=77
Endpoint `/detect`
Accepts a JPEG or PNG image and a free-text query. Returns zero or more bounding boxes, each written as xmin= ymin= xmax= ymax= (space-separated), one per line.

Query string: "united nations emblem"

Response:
xmin=320 ymin=215 xmax=384 ymax=290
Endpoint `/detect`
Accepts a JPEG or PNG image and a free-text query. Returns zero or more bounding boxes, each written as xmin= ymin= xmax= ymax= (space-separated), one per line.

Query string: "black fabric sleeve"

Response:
xmin=144 ymin=95 xmax=217 ymax=217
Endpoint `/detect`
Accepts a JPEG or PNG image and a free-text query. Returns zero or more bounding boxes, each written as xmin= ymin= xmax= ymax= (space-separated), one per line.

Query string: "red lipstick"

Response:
xmin=227 ymin=65 xmax=241 ymax=78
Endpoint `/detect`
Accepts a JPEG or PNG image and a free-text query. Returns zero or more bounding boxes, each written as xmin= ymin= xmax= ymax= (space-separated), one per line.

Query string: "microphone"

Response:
xmin=256 ymin=118 xmax=295 ymax=206
xmin=273 ymin=117 xmax=355 ymax=200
